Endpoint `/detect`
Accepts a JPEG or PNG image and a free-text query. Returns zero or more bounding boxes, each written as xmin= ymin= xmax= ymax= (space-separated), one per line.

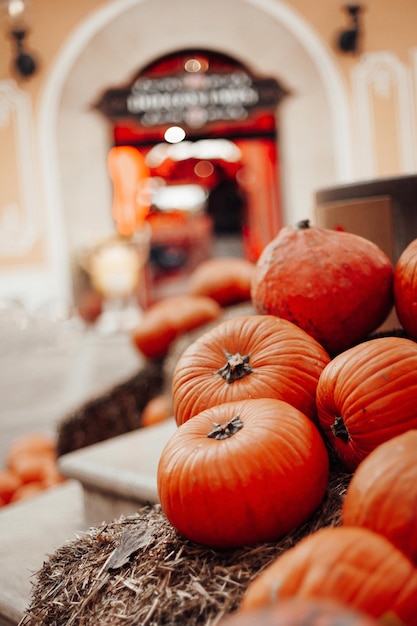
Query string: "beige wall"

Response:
xmin=1 ymin=0 xmax=417 ymax=310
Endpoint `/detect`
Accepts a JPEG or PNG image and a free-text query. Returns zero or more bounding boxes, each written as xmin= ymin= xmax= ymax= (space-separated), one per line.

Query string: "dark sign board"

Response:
xmin=96 ymin=71 xmax=285 ymax=128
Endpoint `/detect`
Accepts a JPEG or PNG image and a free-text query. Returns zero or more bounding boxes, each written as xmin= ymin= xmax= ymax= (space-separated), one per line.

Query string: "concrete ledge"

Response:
xmin=0 ymin=480 xmax=86 ymax=626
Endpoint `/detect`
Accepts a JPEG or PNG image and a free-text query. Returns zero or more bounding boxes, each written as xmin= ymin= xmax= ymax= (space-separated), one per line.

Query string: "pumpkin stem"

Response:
xmin=296 ymin=219 xmax=311 ymax=230
xmin=207 ymin=415 xmax=244 ymax=440
xmin=331 ymin=415 xmax=350 ymax=443
xmin=217 ymin=351 xmax=252 ymax=383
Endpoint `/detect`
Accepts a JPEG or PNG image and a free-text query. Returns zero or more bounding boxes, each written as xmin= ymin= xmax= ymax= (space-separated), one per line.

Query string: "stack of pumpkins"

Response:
xmin=153 ymin=221 xmax=417 ymax=626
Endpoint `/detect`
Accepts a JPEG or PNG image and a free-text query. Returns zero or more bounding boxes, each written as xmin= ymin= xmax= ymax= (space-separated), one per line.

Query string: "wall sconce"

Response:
xmin=3 ymin=0 xmax=39 ymax=79
xmin=337 ymin=5 xmax=362 ymax=54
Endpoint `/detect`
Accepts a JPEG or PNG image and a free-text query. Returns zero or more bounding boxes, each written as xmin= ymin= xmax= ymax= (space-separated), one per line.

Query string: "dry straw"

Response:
xmin=19 ymin=468 xmax=349 ymax=626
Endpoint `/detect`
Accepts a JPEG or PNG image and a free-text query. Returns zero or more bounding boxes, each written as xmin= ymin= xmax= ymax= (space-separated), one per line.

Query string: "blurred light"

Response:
xmin=147 ymin=139 xmax=242 ymax=167
xmin=194 ymin=160 xmax=214 ymax=178
xmin=7 ymin=0 xmax=25 ymax=22
xmin=184 ymin=57 xmax=209 ymax=73
xmin=153 ymin=184 xmax=208 ymax=211
xmin=164 ymin=126 xmax=186 ymax=144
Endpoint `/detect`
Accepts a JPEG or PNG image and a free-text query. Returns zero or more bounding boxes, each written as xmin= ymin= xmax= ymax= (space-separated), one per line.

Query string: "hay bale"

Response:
xmin=20 ymin=469 xmax=350 ymax=626
xmin=56 ymin=360 xmax=164 ymax=457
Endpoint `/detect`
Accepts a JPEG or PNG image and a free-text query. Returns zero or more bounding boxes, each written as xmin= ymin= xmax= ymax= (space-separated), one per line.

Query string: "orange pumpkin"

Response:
xmin=141 ymin=394 xmax=173 ymax=427
xmin=342 ymin=429 xmax=417 ymax=566
xmin=316 ymin=336 xmax=417 ymax=471
xmin=218 ymin=598 xmax=380 ymax=626
xmin=188 ymin=256 xmax=256 ymax=306
xmin=240 ymin=526 xmax=417 ymax=625
xmin=0 ymin=469 xmax=22 ymax=505
xmin=394 ymin=238 xmax=417 ymax=339
xmin=172 ymin=314 xmax=330 ymax=426
xmin=8 ymin=452 xmax=57 ymax=484
xmin=6 ymin=433 xmax=56 ymax=462
xmin=10 ymin=481 xmax=49 ymax=503
xmin=251 ymin=220 xmax=394 ymax=355
xmin=157 ymin=398 xmax=329 ymax=549
xmin=132 ymin=294 xmax=221 ymax=359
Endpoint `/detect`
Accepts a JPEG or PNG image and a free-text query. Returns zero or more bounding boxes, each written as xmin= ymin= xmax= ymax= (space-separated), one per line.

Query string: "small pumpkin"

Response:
xmin=132 ymin=294 xmax=221 ymax=359
xmin=315 ymin=336 xmax=417 ymax=471
xmin=157 ymin=398 xmax=329 ymax=549
xmin=251 ymin=220 xmax=394 ymax=355
xmin=172 ymin=314 xmax=330 ymax=426
xmin=141 ymin=394 xmax=173 ymax=427
xmin=342 ymin=429 xmax=417 ymax=566
xmin=240 ymin=526 xmax=417 ymax=625
xmin=0 ymin=470 xmax=22 ymax=506
xmin=188 ymin=256 xmax=256 ymax=306
xmin=394 ymin=238 xmax=417 ymax=339
xmin=218 ymin=598 xmax=380 ymax=626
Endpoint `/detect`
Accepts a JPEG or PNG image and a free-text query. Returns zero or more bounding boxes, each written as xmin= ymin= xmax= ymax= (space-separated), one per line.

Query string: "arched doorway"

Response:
xmin=36 ymin=0 xmax=353 ymax=309
xmin=95 ymin=48 xmax=287 ymax=300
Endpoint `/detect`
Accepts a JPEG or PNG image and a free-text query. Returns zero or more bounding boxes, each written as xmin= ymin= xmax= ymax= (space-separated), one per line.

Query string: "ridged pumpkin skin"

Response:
xmin=394 ymin=238 xmax=417 ymax=339
xmin=219 ymin=598 xmax=380 ymax=626
xmin=157 ymin=398 xmax=329 ymax=549
xmin=240 ymin=526 xmax=417 ymax=625
xmin=172 ymin=314 xmax=330 ymax=426
xmin=251 ymin=222 xmax=394 ymax=355
xmin=342 ymin=429 xmax=417 ymax=565
xmin=316 ymin=336 xmax=417 ymax=471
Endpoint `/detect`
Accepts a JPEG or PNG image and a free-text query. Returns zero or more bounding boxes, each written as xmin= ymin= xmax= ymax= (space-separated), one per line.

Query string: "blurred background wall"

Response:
xmin=1 ymin=0 xmax=416 ymax=311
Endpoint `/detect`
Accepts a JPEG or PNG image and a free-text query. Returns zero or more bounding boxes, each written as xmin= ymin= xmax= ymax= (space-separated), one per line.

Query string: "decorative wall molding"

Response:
xmin=0 ymin=80 xmax=40 ymax=257
xmin=351 ymin=51 xmax=417 ymax=178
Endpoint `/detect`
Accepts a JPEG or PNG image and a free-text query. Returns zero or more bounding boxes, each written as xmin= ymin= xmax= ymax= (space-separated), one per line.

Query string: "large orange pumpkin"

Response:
xmin=240 ymin=526 xmax=417 ymax=625
xmin=172 ymin=314 xmax=330 ymax=426
xmin=157 ymin=398 xmax=329 ymax=549
xmin=342 ymin=429 xmax=417 ymax=566
xmin=315 ymin=336 xmax=417 ymax=471
xmin=218 ymin=598 xmax=380 ymax=626
xmin=251 ymin=220 xmax=394 ymax=355
xmin=394 ymin=237 xmax=417 ymax=339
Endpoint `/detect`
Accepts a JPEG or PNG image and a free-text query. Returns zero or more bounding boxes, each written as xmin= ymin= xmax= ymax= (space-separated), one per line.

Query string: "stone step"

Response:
xmin=0 ymin=480 xmax=86 ymax=626
xmin=57 ymin=418 xmax=177 ymax=527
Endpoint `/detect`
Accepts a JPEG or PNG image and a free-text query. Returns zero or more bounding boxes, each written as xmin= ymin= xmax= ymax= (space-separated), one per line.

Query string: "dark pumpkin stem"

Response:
xmin=217 ymin=351 xmax=252 ymax=383
xmin=331 ymin=415 xmax=350 ymax=443
xmin=296 ymin=219 xmax=311 ymax=229
xmin=207 ymin=415 xmax=244 ymax=440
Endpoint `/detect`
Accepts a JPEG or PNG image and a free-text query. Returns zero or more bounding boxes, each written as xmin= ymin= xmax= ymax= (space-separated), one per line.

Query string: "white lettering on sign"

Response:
xmin=126 ymin=71 xmax=258 ymax=126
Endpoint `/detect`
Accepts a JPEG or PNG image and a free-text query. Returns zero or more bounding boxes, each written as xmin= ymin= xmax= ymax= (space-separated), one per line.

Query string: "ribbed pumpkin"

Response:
xmin=315 ymin=336 xmax=417 ymax=471
xmin=394 ymin=237 xmax=417 ymax=339
xmin=157 ymin=398 xmax=329 ymax=549
xmin=251 ymin=220 xmax=394 ymax=355
xmin=172 ymin=314 xmax=330 ymax=426
xmin=218 ymin=598 xmax=380 ymax=626
xmin=240 ymin=526 xmax=417 ymax=625
xmin=342 ymin=429 xmax=417 ymax=566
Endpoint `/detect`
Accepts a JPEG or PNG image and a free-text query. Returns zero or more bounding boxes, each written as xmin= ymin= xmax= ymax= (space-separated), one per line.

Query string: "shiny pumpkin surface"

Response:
xmin=240 ymin=526 xmax=417 ymax=625
xmin=394 ymin=238 xmax=417 ymax=339
xmin=172 ymin=314 xmax=330 ymax=426
xmin=219 ymin=598 xmax=380 ymax=626
xmin=316 ymin=336 xmax=417 ymax=471
xmin=342 ymin=429 xmax=417 ymax=566
xmin=251 ymin=222 xmax=394 ymax=355
xmin=157 ymin=398 xmax=329 ymax=549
